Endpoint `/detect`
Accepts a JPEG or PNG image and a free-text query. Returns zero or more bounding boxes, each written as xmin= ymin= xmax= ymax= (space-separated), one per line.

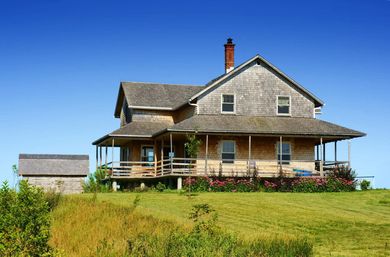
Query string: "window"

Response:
xmin=277 ymin=96 xmax=290 ymax=115
xmin=277 ymin=142 xmax=291 ymax=165
xmin=141 ymin=146 xmax=154 ymax=166
xmin=222 ymin=141 xmax=235 ymax=163
xmin=163 ymin=146 xmax=175 ymax=159
xmin=221 ymin=94 xmax=235 ymax=113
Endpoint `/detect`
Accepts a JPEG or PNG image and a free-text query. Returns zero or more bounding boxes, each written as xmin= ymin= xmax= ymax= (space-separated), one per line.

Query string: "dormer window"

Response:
xmin=221 ymin=94 xmax=235 ymax=113
xmin=277 ymin=96 xmax=291 ymax=115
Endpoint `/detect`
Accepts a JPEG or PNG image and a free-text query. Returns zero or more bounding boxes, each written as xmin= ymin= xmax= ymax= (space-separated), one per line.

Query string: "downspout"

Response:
xmin=188 ymin=100 xmax=199 ymax=115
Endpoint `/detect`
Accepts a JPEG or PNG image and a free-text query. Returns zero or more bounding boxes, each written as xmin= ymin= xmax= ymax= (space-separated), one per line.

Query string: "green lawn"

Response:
xmin=79 ymin=190 xmax=390 ymax=257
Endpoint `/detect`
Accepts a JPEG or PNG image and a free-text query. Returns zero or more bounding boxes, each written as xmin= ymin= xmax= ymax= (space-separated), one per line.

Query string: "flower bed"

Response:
xmin=184 ymin=175 xmax=356 ymax=193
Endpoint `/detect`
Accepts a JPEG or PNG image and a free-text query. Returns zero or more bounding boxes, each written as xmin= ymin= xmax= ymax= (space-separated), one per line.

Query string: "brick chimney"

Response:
xmin=224 ymin=38 xmax=235 ymax=73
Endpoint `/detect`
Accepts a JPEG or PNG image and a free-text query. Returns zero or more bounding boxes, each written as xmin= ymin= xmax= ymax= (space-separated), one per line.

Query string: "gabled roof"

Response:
xmin=114 ymin=54 xmax=323 ymax=117
xmin=190 ymin=55 xmax=324 ymax=108
xmin=114 ymin=82 xmax=204 ymax=117
xmin=167 ymin=115 xmax=365 ymax=138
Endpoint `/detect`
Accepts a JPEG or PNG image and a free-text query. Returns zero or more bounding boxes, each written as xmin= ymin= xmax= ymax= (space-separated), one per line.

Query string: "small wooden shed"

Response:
xmin=18 ymin=154 xmax=89 ymax=194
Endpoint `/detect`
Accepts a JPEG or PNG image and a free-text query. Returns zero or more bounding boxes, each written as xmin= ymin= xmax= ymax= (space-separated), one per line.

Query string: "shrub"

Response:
xmin=0 ymin=180 xmax=54 ymax=256
xmin=83 ymin=169 xmax=111 ymax=193
xmin=134 ymin=185 xmax=149 ymax=192
xmin=330 ymin=165 xmax=356 ymax=181
xmin=155 ymin=182 xmax=166 ymax=192
xmin=45 ymin=190 xmax=62 ymax=211
xmin=263 ymin=180 xmax=278 ymax=192
xmin=360 ymin=180 xmax=370 ymax=190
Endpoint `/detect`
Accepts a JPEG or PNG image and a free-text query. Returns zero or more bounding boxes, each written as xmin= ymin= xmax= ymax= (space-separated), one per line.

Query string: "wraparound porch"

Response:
xmin=94 ymin=133 xmax=352 ymax=190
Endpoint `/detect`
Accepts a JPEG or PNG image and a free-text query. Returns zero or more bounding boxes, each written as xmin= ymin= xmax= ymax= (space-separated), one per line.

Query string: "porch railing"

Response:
xmin=100 ymin=158 xmax=349 ymax=179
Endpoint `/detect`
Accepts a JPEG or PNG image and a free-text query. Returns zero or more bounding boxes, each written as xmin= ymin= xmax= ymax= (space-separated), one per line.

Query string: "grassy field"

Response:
xmin=52 ymin=190 xmax=390 ymax=256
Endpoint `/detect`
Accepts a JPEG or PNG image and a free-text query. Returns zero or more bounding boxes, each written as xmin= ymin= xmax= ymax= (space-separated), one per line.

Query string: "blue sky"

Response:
xmin=0 ymin=0 xmax=389 ymax=188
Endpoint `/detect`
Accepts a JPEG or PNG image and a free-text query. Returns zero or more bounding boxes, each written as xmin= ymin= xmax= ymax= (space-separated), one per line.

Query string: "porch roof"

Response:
xmin=93 ymin=115 xmax=365 ymax=145
xmin=165 ymin=115 xmax=365 ymax=139
xmin=92 ymin=121 xmax=170 ymax=145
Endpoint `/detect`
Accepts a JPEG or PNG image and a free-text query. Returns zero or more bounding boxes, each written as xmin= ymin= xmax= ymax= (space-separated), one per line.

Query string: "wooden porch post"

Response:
xmin=320 ymin=137 xmax=324 ymax=177
xmin=323 ymin=143 xmax=326 ymax=164
xmin=161 ymin=139 xmax=164 ymax=175
xmin=205 ymin=134 xmax=209 ymax=174
xmin=170 ymin=133 xmax=173 ymax=172
xmin=112 ymin=138 xmax=115 ymax=165
xmin=105 ymin=145 xmax=108 ymax=173
xmin=348 ymin=140 xmax=351 ymax=169
xmin=95 ymin=145 xmax=98 ymax=172
xmin=99 ymin=146 xmax=102 ymax=171
xmin=334 ymin=141 xmax=337 ymax=163
xmin=154 ymin=140 xmax=157 ymax=176
xmin=248 ymin=136 xmax=252 ymax=160
xmin=248 ymin=135 xmax=252 ymax=174
xmin=279 ymin=136 xmax=283 ymax=174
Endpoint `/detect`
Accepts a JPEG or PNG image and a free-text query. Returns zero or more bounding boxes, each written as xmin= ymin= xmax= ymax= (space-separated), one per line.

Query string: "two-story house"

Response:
xmin=93 ymin=39 xmax=365 ymax=190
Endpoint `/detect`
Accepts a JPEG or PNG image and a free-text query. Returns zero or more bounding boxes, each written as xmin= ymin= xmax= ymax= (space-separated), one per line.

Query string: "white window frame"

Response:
xmin=276 ymin=141 xmax=292 ymax=165
xmin=276 ymin=95 xmax=291 ymax=116
xmin=221 ymin=140 xmax=236 ymax=164
xmin=221 ymin=94 xmax=236 ymax=114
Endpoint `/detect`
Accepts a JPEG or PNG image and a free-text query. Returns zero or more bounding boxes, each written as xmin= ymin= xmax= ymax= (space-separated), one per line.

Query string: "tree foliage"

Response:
xmin=184 ymin=134 xmax=202 ymax=158
xmin=83 ymin=169 xmax=111 ymax=193
xmin=0 ymin=180 xmax=54 ymax=256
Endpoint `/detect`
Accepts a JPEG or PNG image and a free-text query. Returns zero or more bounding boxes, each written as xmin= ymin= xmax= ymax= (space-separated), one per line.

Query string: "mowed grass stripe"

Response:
xmin=78 ymin=191 xmax=390 ymax=257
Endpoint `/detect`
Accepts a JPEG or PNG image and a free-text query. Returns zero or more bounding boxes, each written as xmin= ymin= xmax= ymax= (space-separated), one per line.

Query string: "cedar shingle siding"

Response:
xmin=197 ymin=62 xmax=314 ymax=117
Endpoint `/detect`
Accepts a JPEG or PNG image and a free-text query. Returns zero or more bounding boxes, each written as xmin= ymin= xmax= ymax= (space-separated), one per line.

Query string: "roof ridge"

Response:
xmin=121 ymin=81 xmax=204 ymax=87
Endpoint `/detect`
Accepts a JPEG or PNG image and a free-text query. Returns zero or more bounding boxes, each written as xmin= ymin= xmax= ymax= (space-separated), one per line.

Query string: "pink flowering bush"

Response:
xmin=183 ymin=171 xmax=356 ymax=193
xmin=184 ymin=177 xmax=257 ymax=192
xmin=291 ymin=177 xmax=356 ymax=192
xmin=263 ymin=180 xmax=278 ymax=192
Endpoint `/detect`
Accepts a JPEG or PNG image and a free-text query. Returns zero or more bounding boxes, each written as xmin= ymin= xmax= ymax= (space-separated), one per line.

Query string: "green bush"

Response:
xmin=83 ymin=169 xmax=111 ymax=193
xmin=360 ymin=180 xmax=371 ymax=190
xmin=155 ymin=182 xmax=166 ymax=192
xmin=44 ymin=190 xmax=62 ymax=211
xmin=0 ymin=180 xmax=54 ymax=256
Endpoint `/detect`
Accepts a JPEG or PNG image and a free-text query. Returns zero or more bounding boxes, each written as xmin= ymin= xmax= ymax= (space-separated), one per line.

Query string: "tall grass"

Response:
xmin=50 ymin=196 xmax=312 ymax=257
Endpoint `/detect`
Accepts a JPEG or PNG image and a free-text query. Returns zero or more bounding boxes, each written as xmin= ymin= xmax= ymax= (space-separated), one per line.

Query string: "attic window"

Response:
xmin=277 ymin=96 xmax=291 ymax=115
xmin=221 ymin=94 xmax=235 ymax=113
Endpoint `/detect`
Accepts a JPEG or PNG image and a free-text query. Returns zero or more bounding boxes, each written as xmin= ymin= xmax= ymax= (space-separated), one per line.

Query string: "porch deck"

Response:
xmin=101 ymin=158 xmax=349 ymax=179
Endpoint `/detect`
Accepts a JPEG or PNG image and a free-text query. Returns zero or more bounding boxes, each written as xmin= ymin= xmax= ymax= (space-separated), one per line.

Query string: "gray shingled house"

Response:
xmin=93 ymin=39 xmax=365 ymax=190
xmin=19 ymin=154 xmax=89 ymax=194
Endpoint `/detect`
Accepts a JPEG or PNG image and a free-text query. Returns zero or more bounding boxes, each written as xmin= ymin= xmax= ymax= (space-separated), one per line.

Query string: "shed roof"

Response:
xmin=167 ymin=115 xmax=365 ymax=138
xmin=114 ymin=82 xmax=204 ymax=117
xmin=92 ymin=120 xmax=171 ymax=145
xmin=19 ymin=154 xmax=89 ymax=176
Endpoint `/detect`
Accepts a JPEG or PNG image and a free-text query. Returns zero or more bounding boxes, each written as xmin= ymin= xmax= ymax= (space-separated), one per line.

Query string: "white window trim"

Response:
xmin=276 ymin=95 xmax=291 ymax=116
xmin=275 ymin=141 xmax=292 ymax=164
xmin=221 ymin=93 xmax=236 ymax=114
xmin=221 ymin=140 xmax=236 ymax=163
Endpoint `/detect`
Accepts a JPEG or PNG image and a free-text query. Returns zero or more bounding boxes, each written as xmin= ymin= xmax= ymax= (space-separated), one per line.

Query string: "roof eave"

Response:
xmin=114 ymin=82 xmax=124 ymax=118
xmin=165 ymin=128 xmax=365 ymax=138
